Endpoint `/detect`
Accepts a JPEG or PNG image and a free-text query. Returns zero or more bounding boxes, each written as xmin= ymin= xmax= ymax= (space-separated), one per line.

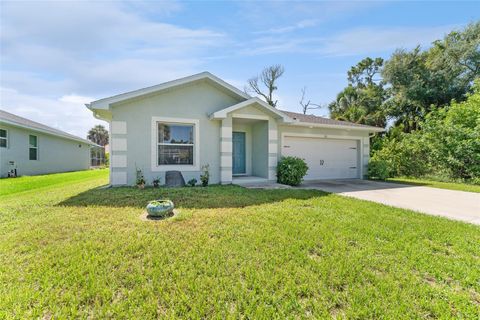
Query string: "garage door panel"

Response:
xmin=282 ymin=136 xmax=359 ymax=180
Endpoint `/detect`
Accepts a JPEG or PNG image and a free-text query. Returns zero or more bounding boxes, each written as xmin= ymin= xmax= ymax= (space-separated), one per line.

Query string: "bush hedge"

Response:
xmin=277 ymin=156 xmax=309 ymax=186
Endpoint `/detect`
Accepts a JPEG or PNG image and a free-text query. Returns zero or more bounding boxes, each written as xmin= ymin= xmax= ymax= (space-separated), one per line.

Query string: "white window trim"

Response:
xmin=151 ymin=117 xmax=200 ymax=172
xmin=0 ymin=128 xmax=7 ymax=148
xmin=29 ymin=134 xmax=39 ymax=161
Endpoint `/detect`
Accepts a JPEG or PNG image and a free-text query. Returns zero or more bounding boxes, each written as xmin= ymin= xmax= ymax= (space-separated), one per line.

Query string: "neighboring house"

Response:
xmin=86 ymin=72 xmax=383 ymax=186
xmin=0 ymin=110 xmax=95 ymax=177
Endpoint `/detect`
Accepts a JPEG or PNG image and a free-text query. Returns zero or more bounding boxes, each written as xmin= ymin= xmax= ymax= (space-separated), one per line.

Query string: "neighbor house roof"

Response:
xmin=281 ymin=110 xmax=384 ymax=132
xmin=0 ymin=109 xmax=97 ymax=145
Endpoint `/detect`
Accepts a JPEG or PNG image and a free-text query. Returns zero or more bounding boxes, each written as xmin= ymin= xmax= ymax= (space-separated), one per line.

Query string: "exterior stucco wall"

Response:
xmin=0 ymin=123 xmax=90 ymax=177
xmin=109 ymin=81 xmax=243 ymax=185
xmin=252 ymin=121 xmax=269 ymax=178
xmin=277 ymin=125 xmax=371 ymax=178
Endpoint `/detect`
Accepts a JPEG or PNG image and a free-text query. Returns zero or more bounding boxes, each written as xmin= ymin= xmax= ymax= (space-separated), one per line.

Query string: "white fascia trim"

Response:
xmin=286 ymin=121 xmax=384 ymax=132
xmin=231 ymin=113 xmax=270 ymax=120
xmin=151 ymin=116 xmax=200 ymax=172
xmin=210 ymin=97 xmax=293 ymax=123
xmin=88 ymin=72 xmax=250 ymax=110
xmin=0 ymin=119 xmax=97 ymax=146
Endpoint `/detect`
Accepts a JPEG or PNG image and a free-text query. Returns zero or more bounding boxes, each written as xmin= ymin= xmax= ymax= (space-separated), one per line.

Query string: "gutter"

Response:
xmin=285 ymin=120 xmax=385 ymax=132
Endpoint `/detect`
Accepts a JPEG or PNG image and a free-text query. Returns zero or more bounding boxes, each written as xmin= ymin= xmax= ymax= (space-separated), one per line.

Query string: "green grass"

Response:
xmin=1 ymin=170 xmax=479 ymax=318
xmin=388 ymin=177 xmax=480 ymax=193
xmin=0 ymin=169 xmax=108 ymax=196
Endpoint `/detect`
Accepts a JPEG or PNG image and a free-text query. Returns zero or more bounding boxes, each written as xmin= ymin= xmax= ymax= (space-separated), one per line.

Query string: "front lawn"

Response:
xmin=1 ymin=170 xmax=479 ymax=318
xmin=388 ymin=177 xmax=480 ymax=193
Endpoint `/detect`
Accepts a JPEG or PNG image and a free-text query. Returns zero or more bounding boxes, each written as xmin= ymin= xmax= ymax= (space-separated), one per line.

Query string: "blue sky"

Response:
xmin=1 ymin=1 xmax=478 ymax=137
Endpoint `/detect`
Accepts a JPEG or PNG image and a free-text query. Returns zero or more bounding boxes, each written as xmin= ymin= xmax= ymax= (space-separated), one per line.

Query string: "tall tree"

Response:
xmin=382 ymin=22 xmax=480 ymax=132
xmin=246 ymin=64 xmax=284 ymax=107
xmin=329 ymin=57 xmax=387 ymax=127
xmin=87 ymin=125 xmax=109 ymax=146
xmin=299 ymin=87 xmax=322 ymax=114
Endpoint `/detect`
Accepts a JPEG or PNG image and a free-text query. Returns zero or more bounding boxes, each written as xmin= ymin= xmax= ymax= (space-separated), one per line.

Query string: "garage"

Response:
xmin=282 ymin=136 xmax=359 ymax=180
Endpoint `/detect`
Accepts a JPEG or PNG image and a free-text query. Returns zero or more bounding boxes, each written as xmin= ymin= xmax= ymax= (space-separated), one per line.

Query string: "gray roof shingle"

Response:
xmin=0 ymin=109 xmax=95 ymax=145
xmin=280 ymin=110 xmax=383 ymax=130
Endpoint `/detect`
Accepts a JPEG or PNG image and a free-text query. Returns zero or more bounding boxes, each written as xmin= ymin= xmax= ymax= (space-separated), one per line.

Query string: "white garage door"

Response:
xmin=282 ymin=136 xmax=359 ymax=180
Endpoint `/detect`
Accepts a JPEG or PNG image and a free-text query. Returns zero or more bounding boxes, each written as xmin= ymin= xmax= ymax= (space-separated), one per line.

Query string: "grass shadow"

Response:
xmin=59 ymin=184 xmax=327 ymax=209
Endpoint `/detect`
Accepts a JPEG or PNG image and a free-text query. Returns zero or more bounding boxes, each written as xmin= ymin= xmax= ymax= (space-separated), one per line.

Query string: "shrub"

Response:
xmin=368 ymin=157 xmax=390 ymax=180
xmin=277 ymin=156 xmax=308 ymax=186
xmin=200 ymin=164 xmax=210 ymax=187
xmin=187 ymin=178 xmax=197 ymax=187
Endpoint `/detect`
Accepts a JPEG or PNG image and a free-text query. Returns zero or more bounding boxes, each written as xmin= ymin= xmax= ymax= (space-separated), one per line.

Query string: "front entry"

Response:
xmin=232 ymin=132 xmax=246 ymax=175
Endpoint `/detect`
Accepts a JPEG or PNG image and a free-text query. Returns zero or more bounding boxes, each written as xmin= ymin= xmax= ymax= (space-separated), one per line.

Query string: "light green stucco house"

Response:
xmin=0 ymin=110 xmax=95 ymax=177
xmin=87 ymin=72 xmax=383 ymax=186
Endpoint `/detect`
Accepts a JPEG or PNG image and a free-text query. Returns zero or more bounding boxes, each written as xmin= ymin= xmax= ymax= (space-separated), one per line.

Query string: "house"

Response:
xmin=0 ymin=110 xmax=95 ymax=177
xmin=86 ymin=72 xmax=383 ymax=186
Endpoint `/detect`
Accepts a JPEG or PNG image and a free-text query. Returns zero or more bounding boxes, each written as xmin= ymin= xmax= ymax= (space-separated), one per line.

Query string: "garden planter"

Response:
xmin=146 ymin=200 xmax=175 ymax=218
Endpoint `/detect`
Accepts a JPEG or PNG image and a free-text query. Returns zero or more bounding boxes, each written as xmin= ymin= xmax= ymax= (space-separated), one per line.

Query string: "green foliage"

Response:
xmin=371 ymin=80 xmax=480 ymax=181
xmin=368 ymin=157 xmax=390 ymax=180
xmin=200 ymin=164 xmax=210 ymax=187
xmin=87 ymin=124 xmax=109 ymax=146
xmin=187 ymin=178 xmax=197 ymax=187
xmin=331 ymin=22 xmax=479 ymax=133
xmin=135 ymin=168 xmax=145 ymax=186
xmin=277 ymin=156 xmax=309 ymax=186
xmin=329 ymin=58 xmax=387 ymax=127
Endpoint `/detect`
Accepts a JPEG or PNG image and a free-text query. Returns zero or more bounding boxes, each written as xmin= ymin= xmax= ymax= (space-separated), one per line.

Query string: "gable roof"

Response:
xmin=87 ymin=71 xmax=250 ymax=111
xmin=281 ymin=110 xmax=384 ymax=132
xmin=0 ymin=109 xmax=97 ymax=145
xmin=210 ymin=97 xmax=294 ymax=122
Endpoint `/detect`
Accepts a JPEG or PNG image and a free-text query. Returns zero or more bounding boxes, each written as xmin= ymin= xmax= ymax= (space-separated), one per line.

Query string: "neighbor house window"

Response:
xmin=157 ymin=123 xmax=194 ymax=165
xmin=0 ymin=129 xmax=7 ymax=148
xmin=29 ymin=135 xmax=38 ymax=160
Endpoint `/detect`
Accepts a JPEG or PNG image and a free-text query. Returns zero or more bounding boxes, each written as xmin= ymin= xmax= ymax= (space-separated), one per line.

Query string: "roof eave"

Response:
xmin=210 ymin=97 xmax=294 ymax=123
xmin=0 ymin=119 xmax=97 ymax=146
xmin=287 ymin=121 xmax=385 ymax=132
xmin=87 ymin=72 xmax=250 ymax=111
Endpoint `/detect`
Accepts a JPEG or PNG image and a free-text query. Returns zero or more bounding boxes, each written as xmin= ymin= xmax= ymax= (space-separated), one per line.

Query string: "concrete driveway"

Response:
xmin=300 ymin=179 xmax=480 ymax=225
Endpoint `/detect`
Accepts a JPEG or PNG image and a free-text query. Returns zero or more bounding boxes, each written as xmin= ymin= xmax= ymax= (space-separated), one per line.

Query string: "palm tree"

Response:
xmin=87 ymin=125 xmax=109 ymax=146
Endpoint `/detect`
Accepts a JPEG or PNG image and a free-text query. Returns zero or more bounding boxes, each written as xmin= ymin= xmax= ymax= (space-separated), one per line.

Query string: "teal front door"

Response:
xmin=232 ymin=132 xmax=246 ymax=175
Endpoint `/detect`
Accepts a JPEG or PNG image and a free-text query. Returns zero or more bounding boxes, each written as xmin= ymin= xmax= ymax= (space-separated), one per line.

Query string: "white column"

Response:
xmin=267 ymin=120 xmax=278 ymax=181
xmin=220 ymin=116 xmax=233 ymax=184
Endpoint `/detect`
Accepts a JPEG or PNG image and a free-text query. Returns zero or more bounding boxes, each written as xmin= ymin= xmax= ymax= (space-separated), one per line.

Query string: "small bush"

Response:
xmin=187 ymin=178 xmax=197 ymax=187
xmin=368 ymin=157 xmax=390 ymax=180
xmin=277 ymin=156 xmax=308 ymax=186
xmin=200 ymin=164 xmax=210 ymax=187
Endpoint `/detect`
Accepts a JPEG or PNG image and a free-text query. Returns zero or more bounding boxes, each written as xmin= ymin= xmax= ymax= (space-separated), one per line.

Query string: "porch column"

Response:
xmin=220 ymin=116 xmax=233 ymax=184
xmin=267 ymin=120 xmax=278 ymax=181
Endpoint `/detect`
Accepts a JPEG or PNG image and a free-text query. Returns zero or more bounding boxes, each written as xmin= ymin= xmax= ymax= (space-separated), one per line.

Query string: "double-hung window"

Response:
xmin=29 ymin=135 xmax=38 ymax=160
xmin=0 ymin=129 xmax=7 ymax=148
xmin=157 ymin=123 xmax=194 ymax=165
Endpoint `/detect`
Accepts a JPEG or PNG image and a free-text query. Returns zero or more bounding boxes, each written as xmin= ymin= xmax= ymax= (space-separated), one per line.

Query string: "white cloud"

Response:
xmin=1 ymin=87 xmax=105 ymax=138
xmin=0 ymin=1 xmax=226 ymax=97
xmin=241 ymin=24 xmax=460 ymax=57
xmin=321 ymin=25 xmax=460 ymax=56
xmin=254 ymin=19 xmax=318 ymax=35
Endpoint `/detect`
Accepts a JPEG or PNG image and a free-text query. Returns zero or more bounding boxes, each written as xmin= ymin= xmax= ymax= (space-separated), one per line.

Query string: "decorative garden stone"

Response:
xmin=146 ymin=200 xmax=175 ymax=218
xmin=165 ymin=171 xmax=185 ymax=187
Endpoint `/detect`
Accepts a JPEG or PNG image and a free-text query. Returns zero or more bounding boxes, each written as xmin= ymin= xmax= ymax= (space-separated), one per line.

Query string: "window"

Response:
xmin=0 ymin=129 xmax=7 ymax=148
xmin=29 ymin=135 xmax=38 ymax=160
xmin=157 ymin=123 xmax=194 ymax=165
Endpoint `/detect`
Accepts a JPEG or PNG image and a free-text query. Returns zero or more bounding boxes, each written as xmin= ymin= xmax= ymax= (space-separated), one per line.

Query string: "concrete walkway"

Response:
xmin=300 ymin=180 xmax=480 ymax=225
